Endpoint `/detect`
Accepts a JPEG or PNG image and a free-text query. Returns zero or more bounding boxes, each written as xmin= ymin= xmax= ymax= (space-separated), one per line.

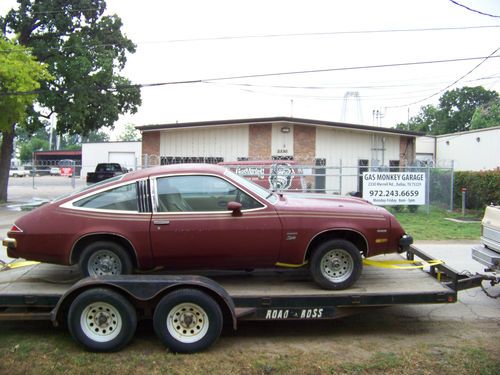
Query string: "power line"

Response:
xmin=388 ymin=46 xmax=500 ymax=108
xmin=448 ymin=0 xmax=500 ymax=18
xmin=2 ymin=54 xmax=499 ymax=97
xmin=142 ymin=24 xmax=500 ymax=43
xmin=1 ymin=24 xmax=499 ymax=53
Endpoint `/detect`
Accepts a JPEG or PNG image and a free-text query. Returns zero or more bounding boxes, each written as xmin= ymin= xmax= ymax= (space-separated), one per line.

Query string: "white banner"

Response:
xmin=362 ymin=172 xmax=426 ymax=205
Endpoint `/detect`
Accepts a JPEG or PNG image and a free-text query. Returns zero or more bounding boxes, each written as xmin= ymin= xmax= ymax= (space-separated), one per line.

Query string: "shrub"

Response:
xmin=454 ymin=168 xmax=500 ymax=210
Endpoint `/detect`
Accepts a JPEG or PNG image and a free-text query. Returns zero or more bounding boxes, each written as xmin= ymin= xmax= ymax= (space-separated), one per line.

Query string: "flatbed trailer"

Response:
xmin=0 ymin=245 xmax=495 ymax=353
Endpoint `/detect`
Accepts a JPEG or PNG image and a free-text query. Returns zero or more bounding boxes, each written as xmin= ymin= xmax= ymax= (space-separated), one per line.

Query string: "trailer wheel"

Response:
xmin=79 ymin=241 xmax=133 ymax=277
xmin=310 ymin=239 xmax=362 ymax=290
xmin=153 ymin=289 xmax=223 ymax=353
xmin=68 ymin=288 xmax=137 ymax=352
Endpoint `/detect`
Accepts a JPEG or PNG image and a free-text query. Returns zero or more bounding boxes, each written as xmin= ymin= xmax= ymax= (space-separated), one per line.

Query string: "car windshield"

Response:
xmin=224 ymin=169 xmax=278 ymax=204
xmin=52 ymin=175 xmax=125 ymax=202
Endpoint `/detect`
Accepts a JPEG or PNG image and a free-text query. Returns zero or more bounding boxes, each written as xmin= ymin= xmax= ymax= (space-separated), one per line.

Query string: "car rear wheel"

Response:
xmin=68 ymin=288 xmax=137 ymax=352
xmin=79 ymin=241 xmax=133 ymax=277
xmin=153 ymin=289 xmax=223 ymax=353
xmin=310 ymin=239 xmax=362 ymax=290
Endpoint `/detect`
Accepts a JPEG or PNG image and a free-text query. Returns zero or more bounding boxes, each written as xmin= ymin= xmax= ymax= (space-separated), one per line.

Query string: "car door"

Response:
xmin=149 ymin=174 xmax=282 ymax=269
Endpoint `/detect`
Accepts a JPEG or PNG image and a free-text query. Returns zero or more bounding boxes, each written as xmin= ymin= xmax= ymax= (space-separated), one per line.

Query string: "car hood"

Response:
xmin=276 ymin=193 xmax=389 ymax=216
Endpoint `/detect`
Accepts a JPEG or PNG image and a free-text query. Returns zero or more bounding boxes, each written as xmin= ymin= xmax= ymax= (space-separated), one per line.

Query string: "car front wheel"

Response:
xmin=310 ymin=239 xmax=362 ymax=290
xmin=79 ymin=241 xmax=133 ymax=277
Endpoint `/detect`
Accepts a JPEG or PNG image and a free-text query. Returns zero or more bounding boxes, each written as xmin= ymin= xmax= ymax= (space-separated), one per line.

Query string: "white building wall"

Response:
xmin=81 ymin=142 xmax=142 ymax=177
xmin=315 ymin=127 xmax=401 ymax=194
xmin=416 ymin=136 xmax=436 ymax=164
xmin=160 ymin=126 xmax=249 ymax=162
xmin=436 ymin=126 xmax=500 ymax=171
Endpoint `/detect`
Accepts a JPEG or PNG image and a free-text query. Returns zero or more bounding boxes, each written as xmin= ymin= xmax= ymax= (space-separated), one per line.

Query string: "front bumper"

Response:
xmin=2 ymin=237 xmax=17 ymax=249
xmin=398 ymin=234 xmax=413 ymax=252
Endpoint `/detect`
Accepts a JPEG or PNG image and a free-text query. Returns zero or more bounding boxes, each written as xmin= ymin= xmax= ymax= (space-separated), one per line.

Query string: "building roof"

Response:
xmin=136 ymin=116 xmax=423 ymax=137
xmin=34 ymin=150 xmax=82 ymax=156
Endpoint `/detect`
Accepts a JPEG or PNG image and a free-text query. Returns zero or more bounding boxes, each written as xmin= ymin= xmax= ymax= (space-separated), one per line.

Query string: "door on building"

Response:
xmin=108 ymin=152 xmax=136 ymax=171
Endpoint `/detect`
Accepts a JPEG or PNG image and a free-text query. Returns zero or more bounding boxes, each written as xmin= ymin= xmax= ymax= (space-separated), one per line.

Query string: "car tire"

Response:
xmin=79 ymin=241 xmax=133 ymax=277
xmin=153 ymin=289 xmax=223 ymax=353
xmin=310 ymin=239 xmax=362 ymax=290
xmin=68 ymin=288 xmax=137 ymax=352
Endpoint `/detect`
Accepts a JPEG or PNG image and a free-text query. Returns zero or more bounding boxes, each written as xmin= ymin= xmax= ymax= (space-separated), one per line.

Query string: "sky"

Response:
xmin=1 ymin=0 xmax=500 ymax=137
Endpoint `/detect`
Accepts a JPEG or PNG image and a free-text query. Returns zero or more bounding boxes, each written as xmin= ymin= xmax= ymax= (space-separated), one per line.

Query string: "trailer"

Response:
xmin=0 ymin=245 xmax=496 ymax=353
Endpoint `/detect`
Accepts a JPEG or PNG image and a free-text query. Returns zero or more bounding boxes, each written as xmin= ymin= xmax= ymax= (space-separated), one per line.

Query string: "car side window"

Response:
xmin=156 ymin=175 xmax=263 ymax=212
xmin=73 ymin=183 xmax=138 ymax=211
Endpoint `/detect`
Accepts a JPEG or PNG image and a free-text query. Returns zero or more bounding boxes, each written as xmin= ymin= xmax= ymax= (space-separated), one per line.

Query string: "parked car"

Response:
xmin=3 ymin=164 xmax=412 ymax=290
xmin=9 ymin=168 xmax=29 ymax=177
xmin=50 ymin=167 xmax=61 ymax=176
xmin=472 ymin=205 xmax=500 ymax=271
xmin=86 ymin=163 xmax=127 ymax=184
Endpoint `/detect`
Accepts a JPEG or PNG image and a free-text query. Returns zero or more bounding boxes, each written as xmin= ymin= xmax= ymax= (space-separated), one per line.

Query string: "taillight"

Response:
xmin=9 ymin=224 xmax=23 ymax=233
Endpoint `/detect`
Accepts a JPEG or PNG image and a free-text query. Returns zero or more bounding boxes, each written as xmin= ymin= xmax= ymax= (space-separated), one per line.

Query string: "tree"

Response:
xmin=0 ymin=0 xmax=141 ymax=201
xmin=394 ymin=86 xmax=498 ymax=135
xmin=118 ymin=123 xmax=141 ymax=142
xmin=82 ymin=130 xmax=110 ymax=143
xmin=437 ymin=86 xmax=498 ymax=134
xmin=470 ymin=98 xmax=500 ymax=130
xmin=19 ymin=138 xmax=49 ymax=163
xmin=0 ymin=37 xmax=51 ymax=201
xmin=395 ymin=105 xmax=440 ymax=133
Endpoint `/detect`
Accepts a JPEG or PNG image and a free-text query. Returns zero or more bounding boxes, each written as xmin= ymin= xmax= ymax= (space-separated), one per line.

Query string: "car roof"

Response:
xmin=122 ymin=163 xmax=227 ymax=181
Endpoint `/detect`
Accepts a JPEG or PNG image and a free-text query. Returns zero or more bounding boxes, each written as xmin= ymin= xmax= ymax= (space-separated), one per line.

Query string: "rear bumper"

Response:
xmin=2 ymin=237 xmax=16 ymax=249
xmin=398 ymin=234 xmax=413 ymax=253
xmin=472 ymin=245 xmax=500 ymax=271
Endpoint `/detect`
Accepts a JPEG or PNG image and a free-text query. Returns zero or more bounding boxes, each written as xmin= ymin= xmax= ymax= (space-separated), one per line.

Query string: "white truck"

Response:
xmin=472 ymin=205 xmax=500 ymax=271
xmin=9 ymin=167 xmax=29 ymax=177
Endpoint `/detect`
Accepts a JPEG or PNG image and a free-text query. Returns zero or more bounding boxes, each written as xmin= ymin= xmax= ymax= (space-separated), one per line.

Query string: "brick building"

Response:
xmin=137 ymin=117 xmax=420 ymax=194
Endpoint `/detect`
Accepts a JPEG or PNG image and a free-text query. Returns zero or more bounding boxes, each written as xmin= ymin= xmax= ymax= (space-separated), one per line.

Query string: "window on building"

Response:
xmin=160 ymin=156 xmax=224 ymax=165
xmin=358 ymin=159 xmax=369 ymax=194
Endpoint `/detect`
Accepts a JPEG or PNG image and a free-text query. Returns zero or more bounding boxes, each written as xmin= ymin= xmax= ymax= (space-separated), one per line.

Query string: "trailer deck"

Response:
xmin=0 ymin=251 xmax=456 ymax=320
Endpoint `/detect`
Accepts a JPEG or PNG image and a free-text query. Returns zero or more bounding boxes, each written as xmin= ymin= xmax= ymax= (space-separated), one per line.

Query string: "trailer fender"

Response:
xmin=51 ymin=275 xmax=237 ymax=330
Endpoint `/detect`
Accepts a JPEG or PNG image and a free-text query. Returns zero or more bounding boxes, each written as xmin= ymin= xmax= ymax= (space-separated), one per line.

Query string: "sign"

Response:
xmin=362 ymin=172 xmax=426 ymax=205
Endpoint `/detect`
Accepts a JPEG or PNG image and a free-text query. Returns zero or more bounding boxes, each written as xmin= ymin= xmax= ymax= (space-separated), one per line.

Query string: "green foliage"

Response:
xmin=19 ymin=137 xmax=49 ymax=162
xmin=0 ymin=38 xmax=51 ymax=132
xmin=438 ymin=87 xmax=498 ymax=134
xmin=395 ymin=104 xmax=440 ymax=133
xmin=395 ymin=86 xmax=498 ymax=135
xmin=454 ymin=169 xmax=500 ymax=210
xmin=118 ymin=123 xmax=141 ymax=141
xmin=82 ymin=130 xmax=110 ymax=143
xmin=1 ymin=0 xmax=142 ymax=136
xmin=471 ymin=97 xmax=500 ymax=130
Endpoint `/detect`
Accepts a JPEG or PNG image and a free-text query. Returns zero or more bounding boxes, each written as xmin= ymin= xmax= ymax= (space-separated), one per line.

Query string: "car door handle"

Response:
xmin=153 ymin=220 xmax=170 ymax=225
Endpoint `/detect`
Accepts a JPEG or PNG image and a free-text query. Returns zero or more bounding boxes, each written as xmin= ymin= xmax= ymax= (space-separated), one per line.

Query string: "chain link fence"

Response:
xmin=12 ymin=155 xmax=454 ymax=212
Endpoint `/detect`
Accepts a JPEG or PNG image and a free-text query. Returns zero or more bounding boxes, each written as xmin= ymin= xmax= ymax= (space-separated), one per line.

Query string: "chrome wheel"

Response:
xmin=80 ymin=302 xmax=122 ymax=343
xmin=166 ymin=303 xmax=209 ymax=344
xmin=320 ymin=248 xmax=355 ymax=283
xmin=87 ymin=250 xmax=122 ymax=276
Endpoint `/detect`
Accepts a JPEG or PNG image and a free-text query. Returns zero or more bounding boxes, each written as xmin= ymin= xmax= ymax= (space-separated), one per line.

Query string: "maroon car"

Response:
xmin=3 ymin=164 xmax=412 ymax=289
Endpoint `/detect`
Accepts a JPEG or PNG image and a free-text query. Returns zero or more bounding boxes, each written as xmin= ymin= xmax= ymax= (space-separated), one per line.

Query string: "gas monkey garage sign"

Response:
xmin=362 ymin=172 xmax=426 ymax=205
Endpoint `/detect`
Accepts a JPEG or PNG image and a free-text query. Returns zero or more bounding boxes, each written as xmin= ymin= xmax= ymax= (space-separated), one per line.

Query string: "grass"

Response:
xmin=0 ymin=325 xmax=498 ymax=375
xmin=391 ymin=206 xmax=481 ymax=241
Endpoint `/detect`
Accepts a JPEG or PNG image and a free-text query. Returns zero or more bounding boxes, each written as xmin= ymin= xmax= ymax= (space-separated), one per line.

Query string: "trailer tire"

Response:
xmin=68 ymin=288 xmax=137 ymax=352
xmin=79 ymin=241 xmax=133 ymax=277
xmin=153 ymin=289 xmax=223 ymax=353
xmin=310 ymin=239 xmax=362 ymax=290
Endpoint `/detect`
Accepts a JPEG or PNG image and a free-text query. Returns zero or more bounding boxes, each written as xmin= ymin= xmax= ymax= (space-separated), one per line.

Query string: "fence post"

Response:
xmin=339 ymin=159 xmax=343 ymax=196
xmin=449 ymin=160 xmax=454 ymax=212
xmin=71 ymin=160 xmax=76 ymax=189
xmin=426 ymin=164 xmax=430 ymax=214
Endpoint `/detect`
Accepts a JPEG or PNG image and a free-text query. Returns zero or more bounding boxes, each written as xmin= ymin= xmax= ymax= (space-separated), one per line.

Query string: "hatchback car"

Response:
xmin=3 ymin=164 xmax=412 ymax=289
